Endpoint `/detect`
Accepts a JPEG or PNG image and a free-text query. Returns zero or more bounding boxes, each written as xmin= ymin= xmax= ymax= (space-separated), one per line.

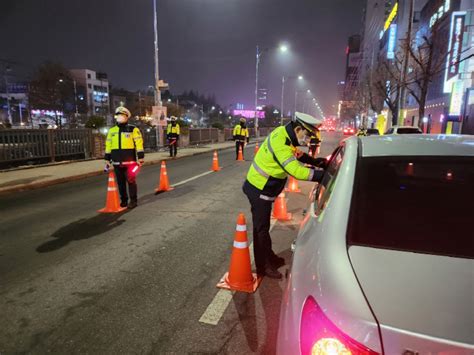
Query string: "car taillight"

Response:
xmin=300 ymin=297 xmax=379 ymax=355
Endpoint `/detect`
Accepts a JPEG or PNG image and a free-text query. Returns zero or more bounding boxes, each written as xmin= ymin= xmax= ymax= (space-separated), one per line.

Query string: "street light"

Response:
xmin=281 ymin=74 xmax=303 ymax=125
xmin=255 ymin=43 xmax=289 ymax=135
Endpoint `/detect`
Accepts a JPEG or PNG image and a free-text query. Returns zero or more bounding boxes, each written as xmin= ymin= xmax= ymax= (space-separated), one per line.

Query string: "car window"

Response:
xmin=397 ymin=127 xmax=422 ymax=134
xmin=385 ymin=128 xmax=394 ymax=134
xmin=314 ymin=146 xmax=344 ymax=215
xmin=347 ymin=156 xmax=474 ymax=259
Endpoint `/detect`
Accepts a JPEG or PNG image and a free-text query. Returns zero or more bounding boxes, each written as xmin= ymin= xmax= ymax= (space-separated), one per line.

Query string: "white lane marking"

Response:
xmin=173 ymin=170 xmax=213 ymax=187
xmin=199 ymin=218 xmax=278 ymax=325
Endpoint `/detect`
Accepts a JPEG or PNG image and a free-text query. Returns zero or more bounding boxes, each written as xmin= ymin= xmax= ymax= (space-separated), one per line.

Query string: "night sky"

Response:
xmin=1 ymin=0 xmax=364 ymax=115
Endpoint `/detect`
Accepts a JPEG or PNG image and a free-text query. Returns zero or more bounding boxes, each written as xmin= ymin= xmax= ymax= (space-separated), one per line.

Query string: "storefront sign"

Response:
xmin=449 ymin=80 xmax=464 ymax=117
xmin=384 ymin=2 xmax=398 ymax=32
xmin=387 ymin=24 xmax=397 ymax=59
xmin=444 ymin=12 xmax=466 ymax=93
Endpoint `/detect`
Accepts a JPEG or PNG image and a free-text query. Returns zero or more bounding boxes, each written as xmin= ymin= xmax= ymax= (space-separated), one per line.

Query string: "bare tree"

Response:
xmin=404 ymin=26 xmax=448 ymax=124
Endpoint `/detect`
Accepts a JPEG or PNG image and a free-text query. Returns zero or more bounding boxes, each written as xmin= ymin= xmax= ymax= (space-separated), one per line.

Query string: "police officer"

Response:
xmin=356 ymin=126 xmax=367 ymax=137
xmin=233 ymin=117 xmax=249 ymax=160
xmin=308 ymin=129 xmax=321 ymax=158
xmin=167 ymin=116 xmax=180 ymax=158
xmin=243 ymin=112 xmax=327 ymax=279
xmin=104 ymin=106 xmax=144 ymax=209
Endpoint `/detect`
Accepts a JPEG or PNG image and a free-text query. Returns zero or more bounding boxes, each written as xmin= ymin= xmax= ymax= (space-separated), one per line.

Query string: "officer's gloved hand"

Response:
xmin=314 ymin=157 xmax=328 ymax=169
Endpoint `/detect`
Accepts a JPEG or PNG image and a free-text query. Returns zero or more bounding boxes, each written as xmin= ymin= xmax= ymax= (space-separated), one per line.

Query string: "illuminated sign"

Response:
xmin=444 ymin=12 xmax=466 ymax=93
xmin=384 ymin=2 xmax=398 ymax=32
xmin=430 ymin=0 xmax=450 ymax=28
xmin=449 ymin=80 xmax=464 ymax=117
xmin=232 ymin=110 xmax=265 ymax=119
xmin=387 ymin=24 xmax=397 ymax=59
xmin=31 ymin=109 xmax=64 ymax=117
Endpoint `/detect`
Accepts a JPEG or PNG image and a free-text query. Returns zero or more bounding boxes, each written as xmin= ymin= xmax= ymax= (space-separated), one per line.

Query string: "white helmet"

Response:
xmin=294 ymin=112 xmax=322 ymax=133
xmin=115 ymin=106 xmax=131 ymax=120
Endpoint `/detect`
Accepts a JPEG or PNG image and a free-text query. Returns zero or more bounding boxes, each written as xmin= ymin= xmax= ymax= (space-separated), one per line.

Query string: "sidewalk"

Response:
xmin=0 ymin=140 xmax=261 ymax=195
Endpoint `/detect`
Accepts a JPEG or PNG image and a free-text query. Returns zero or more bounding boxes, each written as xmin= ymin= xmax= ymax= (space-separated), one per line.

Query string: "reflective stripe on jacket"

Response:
xmin=233 ymin=124 xmax=249 ymax=142
xmin=246 ymin=125 xmax=320 ymax=197
xmin=104 ymin=124 xmax=144 ymax=164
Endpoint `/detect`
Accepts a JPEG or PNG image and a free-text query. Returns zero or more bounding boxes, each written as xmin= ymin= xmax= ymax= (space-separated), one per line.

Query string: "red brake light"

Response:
xmin=300 ymin=297 xmax=379 ymax=355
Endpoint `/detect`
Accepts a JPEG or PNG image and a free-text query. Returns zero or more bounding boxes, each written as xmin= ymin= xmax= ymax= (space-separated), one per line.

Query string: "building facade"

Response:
xmin=69 ymin=69 xmax=110 ymax=118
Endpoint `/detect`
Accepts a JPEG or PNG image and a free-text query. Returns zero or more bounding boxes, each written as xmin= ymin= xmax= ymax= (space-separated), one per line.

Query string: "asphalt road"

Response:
xmin=0 ymin=132 xmax=342 ymax=354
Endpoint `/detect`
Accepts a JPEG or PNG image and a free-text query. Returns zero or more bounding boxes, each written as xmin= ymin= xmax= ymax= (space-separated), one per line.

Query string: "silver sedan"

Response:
xmin=277 ymin=134 xmax=474 ymax=354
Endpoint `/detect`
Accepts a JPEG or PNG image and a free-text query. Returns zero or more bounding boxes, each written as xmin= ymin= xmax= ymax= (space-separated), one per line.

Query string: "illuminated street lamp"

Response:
xmin=281 ymin=74 xmax=303 ymax=125
xmin=255 ymin=43 xmax=289 ymax=135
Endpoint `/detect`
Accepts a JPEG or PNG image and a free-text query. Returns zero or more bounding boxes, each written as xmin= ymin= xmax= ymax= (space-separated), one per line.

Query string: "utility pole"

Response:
xmin=4 ymin=67 xmax=12 ymax=123
xmin=397 ymin=0 xmax=414 ymax=125
xmin=254 ymin=45 xmax=260 ymax=137
xmin=153 ymin=0 xmax=163 ymax=148
xmin=294 ymin=90 xmax=298 ymax=118
xmin=280 ymin=76 xmax=285 ymax=125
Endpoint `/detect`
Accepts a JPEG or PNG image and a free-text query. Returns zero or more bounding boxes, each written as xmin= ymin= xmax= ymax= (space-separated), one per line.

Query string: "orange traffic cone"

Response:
xmin=98 ymin=171 xmax=127 ymax=213
xmin=217 ymin=213 xmax=262 ymax=293
xmin=155 ymin=161 xmax=174 ymax=193
xmin=237 ymin=145 xmax=244 ymax=161
xmin=272 ymin=192 xmax=292 ymax=221
xmin=254 ymin=142 xmax=259 ymax=155
xmin=285 ymin=176 xmax=301 ymax=193
xmin=211 ymin=150 xmax=221 ymax=172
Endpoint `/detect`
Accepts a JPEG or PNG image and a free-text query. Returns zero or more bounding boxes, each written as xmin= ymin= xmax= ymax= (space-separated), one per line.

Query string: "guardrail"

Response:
xmin=0 ymin=129 xmax=93 ymax=168
xmin=0 ymin=127 xmax=277 ymax=169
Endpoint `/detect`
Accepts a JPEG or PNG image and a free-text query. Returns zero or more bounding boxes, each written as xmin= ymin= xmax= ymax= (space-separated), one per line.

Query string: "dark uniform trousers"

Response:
xmin=169 ymin=138 xmax=178 ymax=157
xmin=236 ymin=141 xmax=245 ymax=159
xmin=114 ymin=165 xmax=137 ymax=204
xmin=243 ymin=181 xmax=279 ymax=273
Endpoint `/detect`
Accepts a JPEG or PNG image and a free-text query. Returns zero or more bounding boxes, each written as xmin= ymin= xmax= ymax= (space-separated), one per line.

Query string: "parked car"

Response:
xmin=343 ymin=127 xmax=355 ymax=135
xmin=385 ymin=125 xmax=422 ymax=134
xmin=277 ymin=134 xmax=474 ymax=355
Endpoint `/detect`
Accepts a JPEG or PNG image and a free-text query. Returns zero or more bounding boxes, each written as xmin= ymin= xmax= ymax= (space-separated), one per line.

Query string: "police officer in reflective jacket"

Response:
xmin=104 ymin=106 xmax=145 ymax=209
xmin=233 ymin=117 xmax=249 ymax=160
xmin=243 ymin=112 xmax=327 ymax=279
xmin=167 ymin=116 xmax=180 ymax=158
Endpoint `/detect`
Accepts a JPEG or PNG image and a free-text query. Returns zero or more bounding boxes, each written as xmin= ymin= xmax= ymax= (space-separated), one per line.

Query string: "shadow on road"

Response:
xmin=232 ymin=274 xmax=283 ymax=354
xmin=36 ymin=213 xmax=127 ymax=253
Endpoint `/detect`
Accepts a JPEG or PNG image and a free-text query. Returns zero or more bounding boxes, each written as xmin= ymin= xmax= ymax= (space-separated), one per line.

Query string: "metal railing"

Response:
xmin=0 ymin=129 xmax=93 ymax=168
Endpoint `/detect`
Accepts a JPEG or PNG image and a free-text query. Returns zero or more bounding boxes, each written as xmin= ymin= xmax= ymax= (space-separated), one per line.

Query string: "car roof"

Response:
xmin=357 ymin=134 xmax=474 ymax=157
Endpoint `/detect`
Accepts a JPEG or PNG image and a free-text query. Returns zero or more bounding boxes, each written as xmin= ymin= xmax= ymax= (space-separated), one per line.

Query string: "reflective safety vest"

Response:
xmin=105 ymin=124 xmax=144 ymax=165
xmin=246 ymin=125 xmax=319 ymax=198
xmin=233 ymin=124 xmax=249 ymax=142
xmin=167 ymin=123 xmax=180 ymax=138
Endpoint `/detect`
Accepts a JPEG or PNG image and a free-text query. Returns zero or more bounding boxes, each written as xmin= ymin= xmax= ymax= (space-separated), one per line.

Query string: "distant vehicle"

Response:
xmin=366 ymin=128 xmax=380 ymax=135
xmin=277 ymin=135 xmax=474 ymax=355
xmin=385 ymin=125 xmax=422 ymax=135
xmin=343 ymin=127 xmax=355 ymax=135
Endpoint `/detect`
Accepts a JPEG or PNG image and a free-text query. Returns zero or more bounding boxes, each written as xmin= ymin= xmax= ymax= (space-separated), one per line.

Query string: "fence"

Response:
xmin=0 ymin=127 xmax=276 ymax=169
xmin=0 ymin=129 xmax=93 ymax=169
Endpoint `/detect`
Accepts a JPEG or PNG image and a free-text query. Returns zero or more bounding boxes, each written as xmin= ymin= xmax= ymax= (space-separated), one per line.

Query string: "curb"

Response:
xmin=0 ymin=142 xmax=253 ymax=195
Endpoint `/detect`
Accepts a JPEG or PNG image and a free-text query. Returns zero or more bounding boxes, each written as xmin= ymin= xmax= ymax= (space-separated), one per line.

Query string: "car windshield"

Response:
xmin=347 ymin=156 xmax=474 ymax=259
xmin=397 ymin=128 xmax=421 ymax=134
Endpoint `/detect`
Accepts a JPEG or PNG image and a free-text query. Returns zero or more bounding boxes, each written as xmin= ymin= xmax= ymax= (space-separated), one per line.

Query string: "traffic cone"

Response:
xmin=254 ymin=142 xmax=259 ymax=155
xmin=272 ymin=192 xmax=292 ymax=221
xmin=285 ymin=176 xmax=301 ymax=193
xmin=211 ymin=150 xmax=221 ymax=172
xmin=155 ymin=161 xmax=174 ymax=193
xmin=98 ymin=171 xmax=127 ymax=213
xmin=217 ymin=213 xmax=262 ymax=293
xmin=237 ymin=145 xmax=244 ymax=161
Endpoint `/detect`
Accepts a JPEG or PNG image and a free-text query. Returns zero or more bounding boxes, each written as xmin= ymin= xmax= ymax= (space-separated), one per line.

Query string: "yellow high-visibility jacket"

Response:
xmin=246 ymin=125 xmax=324 ymax=198
xmin=233 ymin=124 xmax=249 ymax=142
xmin=167 ymin=123 xmax=180 ymax=138
xmin=105 ymin=124 xmax=144 ymax=165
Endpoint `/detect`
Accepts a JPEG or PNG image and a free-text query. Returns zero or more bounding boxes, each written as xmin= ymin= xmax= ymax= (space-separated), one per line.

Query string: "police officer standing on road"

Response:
xmin=308 ymin=128 xmax=322 ymax=158
xmin=104 ymin=106 xmax=145 ymax=209
xmin=356 ymin=126 xmax=367 ymax=137
xmin=233 ymin=117 xmax=249 ymax=160
xmin=167 ymin=116 xmax=180 ymax=158
xmin=243 ymin=112 xmax=327 ymax=279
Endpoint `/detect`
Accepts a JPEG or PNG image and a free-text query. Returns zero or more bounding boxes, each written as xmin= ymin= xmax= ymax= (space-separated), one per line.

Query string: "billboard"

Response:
xmin=387 ymin=24 xmax=398 ymax=59
xmin=233 ymin=110 xmax=265 ymax=119
xmin=444 ymin=12 xmax=466 ymax=93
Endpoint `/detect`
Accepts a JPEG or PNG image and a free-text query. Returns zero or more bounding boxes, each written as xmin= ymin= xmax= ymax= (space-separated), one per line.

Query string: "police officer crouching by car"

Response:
xmin=233 ymin=117 xmax=249 ymax=160
xmin=167 ymin=116 xmax=180 ymax=158
xmin=243 ymin=112 xmax=327 ymax=279
xmin=104 ymin=106 xmax=145 ymax=209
